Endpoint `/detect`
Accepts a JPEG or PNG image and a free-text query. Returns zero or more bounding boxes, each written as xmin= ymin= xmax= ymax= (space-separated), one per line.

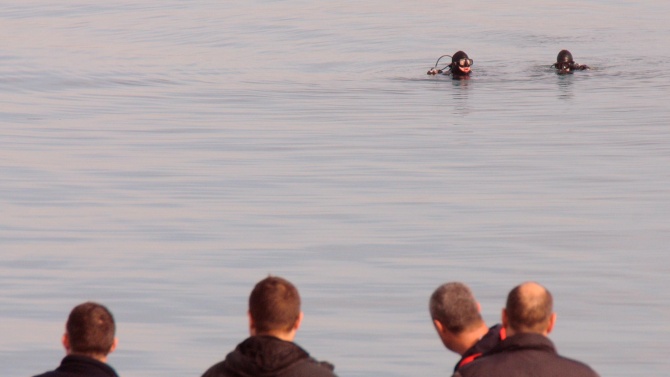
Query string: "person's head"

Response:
xmin=248 ymin=276 xmax=303 ymax=340
xmin=429 ymin=282 xmax=485 ymax=354
xmin=555 ymin=49 xmax=574 ymax=73
xmin=450 ymin=51 xmax=473 ymax=76
xmin=502 ymin=282 xmax=556 ymax=337
xmin=62 ymin=302 xmax=117 ymax=361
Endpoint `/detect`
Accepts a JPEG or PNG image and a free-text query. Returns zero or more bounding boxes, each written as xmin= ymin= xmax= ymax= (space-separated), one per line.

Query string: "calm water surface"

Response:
xmin=1 ymin=1 xmax=669 ymax=376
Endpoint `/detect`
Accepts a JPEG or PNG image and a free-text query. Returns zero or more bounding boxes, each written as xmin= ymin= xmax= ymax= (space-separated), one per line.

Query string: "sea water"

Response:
xmin=1 ymin=1 xmax=669 ymax=376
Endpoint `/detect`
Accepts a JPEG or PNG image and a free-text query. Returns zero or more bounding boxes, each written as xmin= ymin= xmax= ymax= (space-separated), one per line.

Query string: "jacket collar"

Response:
xmin=490 ymin=332 xmax=557 ymax=355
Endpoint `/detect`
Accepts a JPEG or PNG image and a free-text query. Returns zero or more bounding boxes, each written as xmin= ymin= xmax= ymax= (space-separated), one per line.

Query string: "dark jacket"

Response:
xmin=455 ymin=324 xmax=506 ymax=372
xmin=454 ymin=332 xmax=599 ymax=377
xmin=202 ymin=335 xmax=337 ymax=377
xmin=33 ymin=355 xmax=119 ymax=377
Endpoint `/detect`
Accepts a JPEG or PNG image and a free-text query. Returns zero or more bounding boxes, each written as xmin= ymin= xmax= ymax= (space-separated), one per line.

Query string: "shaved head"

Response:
xmin=505 ymin=282 xmax=553 ymax=334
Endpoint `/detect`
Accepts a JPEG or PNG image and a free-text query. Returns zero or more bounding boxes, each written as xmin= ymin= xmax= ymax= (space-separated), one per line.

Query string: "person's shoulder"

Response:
xmin=32 ymin=356 xmax=118 ymax=377
xmin=279 ymin=340 xmax=336 ymax=377
xmin=289 ymin=357 xmax=337 ymax=377
xmin=201 ymin=359 xmax=229 ymax=377
xmin=453 ymin=352 xmax=497 ymax=377
xmin=558 ymin=355 xmax=600 ymax=377
xmin=452 ymin=362 xmax=480 ymax=377
xmin=32 ymin=372 xmax=57 ymax=377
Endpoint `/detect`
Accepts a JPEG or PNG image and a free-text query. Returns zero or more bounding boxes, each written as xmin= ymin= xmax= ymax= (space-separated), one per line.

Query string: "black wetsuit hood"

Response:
xmin=450 ymin=50 xmax=471 ymax=78
xmin=553 ymin=49 xmax=589 ymax=73
xmin=556 ymin=49 xmax=573 ymax=64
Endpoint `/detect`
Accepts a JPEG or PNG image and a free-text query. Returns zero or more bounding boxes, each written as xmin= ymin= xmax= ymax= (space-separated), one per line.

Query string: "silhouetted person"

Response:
xmin=427 ymin=51 xmax=473 ymax=79
xmin=553 ymin=49 xmax=589 ymax=74
xmin=33 ymin=302 xmax=119 ymax=377
xmin=430 ymin=282 xmax=506 ymax=372
xmin=202 ymin=276 xmax=337 ymax=377
xmin=454 ymin=282 xmax=599 ymax=377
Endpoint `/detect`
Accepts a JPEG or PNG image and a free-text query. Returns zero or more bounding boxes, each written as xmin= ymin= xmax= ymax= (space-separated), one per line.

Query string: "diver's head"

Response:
xmin=556 ymin=49 xmax=574 ymax=73
xmin=451 ymin=51 xmax=473 ymax=75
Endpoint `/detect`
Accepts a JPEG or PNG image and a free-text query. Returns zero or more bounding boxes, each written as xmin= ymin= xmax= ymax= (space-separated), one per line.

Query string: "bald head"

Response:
xmin=504 ymin=282 xmax=554 ymax=335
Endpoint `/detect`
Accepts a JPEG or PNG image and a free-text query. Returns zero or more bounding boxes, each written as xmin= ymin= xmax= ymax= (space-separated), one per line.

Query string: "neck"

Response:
xmin=254 ymin=329 xmax=296 ymax=342
xmin=505 ymin=328 xmax=547 ymax=337
xmin=68 ymin=351 xmax=107 ymax=363
xmin=457 ymin=323 xmax=491 ymax=355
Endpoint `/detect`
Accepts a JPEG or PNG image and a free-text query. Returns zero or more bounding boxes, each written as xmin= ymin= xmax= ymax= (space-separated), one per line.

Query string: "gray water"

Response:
xmin=1 ymin=1 xmax=669 ymax=376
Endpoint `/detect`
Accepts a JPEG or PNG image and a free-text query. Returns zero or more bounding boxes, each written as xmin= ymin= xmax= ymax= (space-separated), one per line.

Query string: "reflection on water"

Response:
xmin=556 ymin=73 xmax=575 ymax=100
xmin=2 ymin=1 xmax=670 ymax=377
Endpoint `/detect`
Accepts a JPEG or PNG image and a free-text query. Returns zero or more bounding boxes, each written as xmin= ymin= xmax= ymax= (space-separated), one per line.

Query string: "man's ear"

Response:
xmin=109 ymin=337 xmax=118 ymax=354
xmin=433 ymin=318 xmax=445 ymax=334
xmin=546 ymin=313 xmax=557 ymax=334
xmin=293 ymin=312 xmax=304 ymax=331
xmin=62 ymin=333 xmax=71 ymax=353
xmin=248 ymin=311 xmax=256 ymax=336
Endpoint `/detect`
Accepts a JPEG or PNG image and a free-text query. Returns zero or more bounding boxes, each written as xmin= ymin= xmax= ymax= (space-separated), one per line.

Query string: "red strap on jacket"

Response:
xmin=458 ymin=353 xmax=482 ymax=369
xmin=458 ymin=327 xmax=507 ymax=369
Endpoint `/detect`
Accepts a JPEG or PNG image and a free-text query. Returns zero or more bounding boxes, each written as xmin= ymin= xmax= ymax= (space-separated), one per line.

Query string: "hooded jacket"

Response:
xmin=33 ymin=355 xmax=119 ymax=377
xmin=202 ymin=335 xmax=337 ymax=377
xmin=454 ymin=324 xmax=506 ymax=372
xmin=453 ymin=332 xmax=599 ymax=377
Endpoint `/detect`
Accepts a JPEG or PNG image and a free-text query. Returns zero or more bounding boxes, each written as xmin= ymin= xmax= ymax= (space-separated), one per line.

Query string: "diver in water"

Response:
xmin=553 ymin=49 xmax=589 ymax=74
xmin=427 ymin=51 xmax=473 ymax=79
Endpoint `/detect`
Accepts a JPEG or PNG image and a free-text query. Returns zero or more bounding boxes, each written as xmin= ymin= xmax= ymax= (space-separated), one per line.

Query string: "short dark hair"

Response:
xmin=506 ymin=283 xmax=553 ymax=333
xmin=249 ymin=276 xmax=301 ymax=333
xmin=66 ymin=302 xmax=115 ymax=356
xmin=429 ymin=282 xmax=483 ymax=334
